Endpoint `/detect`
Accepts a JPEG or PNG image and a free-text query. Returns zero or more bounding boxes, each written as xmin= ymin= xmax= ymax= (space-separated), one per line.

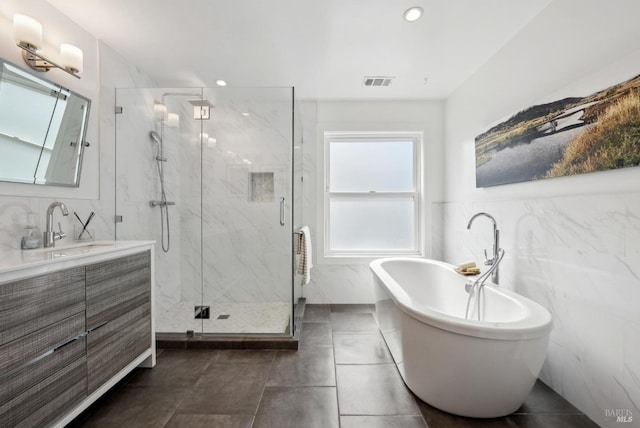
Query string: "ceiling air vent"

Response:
xmin=363 ymin=76 xmax=394 ymax=87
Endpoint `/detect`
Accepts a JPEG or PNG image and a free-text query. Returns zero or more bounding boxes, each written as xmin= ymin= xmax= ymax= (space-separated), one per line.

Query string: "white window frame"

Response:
xmin=321 ymin=131 xmax=424 ymax=261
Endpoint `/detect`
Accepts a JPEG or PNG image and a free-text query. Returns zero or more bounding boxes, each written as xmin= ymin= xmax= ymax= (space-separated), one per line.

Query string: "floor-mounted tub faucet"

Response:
xmin=44 ymin=202 xmax=69 ymax=248
xmin=467 ymin=212 xmax=500 ymax=284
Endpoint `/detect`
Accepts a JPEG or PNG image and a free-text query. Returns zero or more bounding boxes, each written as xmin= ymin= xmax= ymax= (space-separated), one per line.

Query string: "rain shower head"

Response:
xmin=188 ymin=99 xmax=213 ymax=120
xmin=187 ymin=99 xmax=212 ymax=108
xmin=150 ymin=130 xmax=162 ymax=144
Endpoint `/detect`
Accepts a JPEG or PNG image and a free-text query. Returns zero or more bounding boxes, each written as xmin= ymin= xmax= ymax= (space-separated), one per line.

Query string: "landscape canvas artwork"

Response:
xmin=474 ymin=71 xmax=640 ymax=187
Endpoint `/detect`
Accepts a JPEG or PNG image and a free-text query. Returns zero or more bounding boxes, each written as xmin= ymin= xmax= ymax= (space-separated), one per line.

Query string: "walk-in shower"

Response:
xmin=114 ymin=86 xmax=303 ymax=338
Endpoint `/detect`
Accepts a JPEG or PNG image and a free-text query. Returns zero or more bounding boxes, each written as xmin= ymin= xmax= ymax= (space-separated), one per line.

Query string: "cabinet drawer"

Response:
xmin=87 ymin=302 xmax=151 ymax=393
xmin=0 ymin=312 xmax=85 ymax=383
xmin=0 ymin=355 xmax=87 ymax=428
xmin=0 ymin=267 xmax=85 ymax=346
xmin=86 ymin=251 xmax=151 ymax=329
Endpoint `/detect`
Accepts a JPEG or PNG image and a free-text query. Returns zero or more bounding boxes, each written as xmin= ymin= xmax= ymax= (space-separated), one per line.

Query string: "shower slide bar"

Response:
xmin=150 ymin=200 xmax=176 ymax=207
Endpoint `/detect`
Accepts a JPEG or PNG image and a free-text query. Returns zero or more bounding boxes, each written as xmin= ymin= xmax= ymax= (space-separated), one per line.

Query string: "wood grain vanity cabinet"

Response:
xmin=85 ymin=250 xmax=151 ymax=393
xmin=0 ymin=245 xmax=154 ymax=428
xmin=0 ymin=267 xmax=87 ymax=428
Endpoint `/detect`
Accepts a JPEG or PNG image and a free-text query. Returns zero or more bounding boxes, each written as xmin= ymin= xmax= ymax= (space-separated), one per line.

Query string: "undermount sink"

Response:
xmin=50 ymin=242 xmax=115 ymax=255
xmin=32 ymin=241 xmax=116 ymax=256
xmin=49 ymin=245 xmax=114 ymax=257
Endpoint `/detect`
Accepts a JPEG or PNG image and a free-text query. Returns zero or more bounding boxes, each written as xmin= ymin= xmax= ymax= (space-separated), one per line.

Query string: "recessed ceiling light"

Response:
xmin=403 ymin=6 xmax=423 ymax=22
xmin=242 ymin=112 xmax=250 ymax=117
xmin=216 ymin=80 xmax=227 ymax=86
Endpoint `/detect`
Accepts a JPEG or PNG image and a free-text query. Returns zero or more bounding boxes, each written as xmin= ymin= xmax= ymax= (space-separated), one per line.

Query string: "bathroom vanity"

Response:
xmin=0 ymin=241 xmax=155 ymax=428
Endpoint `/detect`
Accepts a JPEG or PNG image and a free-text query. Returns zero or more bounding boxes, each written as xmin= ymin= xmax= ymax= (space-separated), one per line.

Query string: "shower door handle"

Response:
xmin=280 ymin=197 xmax=286 ymax=226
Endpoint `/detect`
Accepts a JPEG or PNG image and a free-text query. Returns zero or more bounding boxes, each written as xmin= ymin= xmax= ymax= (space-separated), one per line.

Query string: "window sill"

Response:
xmin=317 ymin=252 xmax=424 ymax=265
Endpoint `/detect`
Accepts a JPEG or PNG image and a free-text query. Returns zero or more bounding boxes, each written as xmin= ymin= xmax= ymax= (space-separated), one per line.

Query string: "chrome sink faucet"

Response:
xmin=467 ymin=212 xmax=500 ymax=284
xmin=44 ymin=202 xmax=69 ymax=248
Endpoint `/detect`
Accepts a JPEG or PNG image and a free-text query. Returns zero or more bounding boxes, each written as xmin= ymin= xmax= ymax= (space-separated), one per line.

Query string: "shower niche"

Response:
xmin=250 ymin=172 xmax=274 ymax=202
xmin=114 ymin=87 xmax=302 ymax=338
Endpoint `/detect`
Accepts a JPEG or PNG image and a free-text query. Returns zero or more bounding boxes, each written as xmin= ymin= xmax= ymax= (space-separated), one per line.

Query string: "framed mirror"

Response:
xmin=0 ymin=58 xmax=91 ymax=187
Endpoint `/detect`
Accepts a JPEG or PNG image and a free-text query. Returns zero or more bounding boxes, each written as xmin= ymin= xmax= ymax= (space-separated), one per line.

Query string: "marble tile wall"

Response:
xmin=436 ymin=192 xmax=640 ymax=427
xmin=114 ymin=87 xmax=184 ymax=320
xmin=175 ymin=97 xmax=202 ymax=306
xmin=199 ymin=90 xmax=294 ymax=305
xmin=293 ymin=100 xmax=305 ymax=302
xmin=440 ymin=3 xmax=640 ymax=424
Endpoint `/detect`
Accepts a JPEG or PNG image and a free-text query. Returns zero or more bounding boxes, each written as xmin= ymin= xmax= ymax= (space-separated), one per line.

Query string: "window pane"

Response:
xmin=329 ymin=140 xmax=414 ymax=192
xmin=329 ymin=197 xmax=415 ymax=251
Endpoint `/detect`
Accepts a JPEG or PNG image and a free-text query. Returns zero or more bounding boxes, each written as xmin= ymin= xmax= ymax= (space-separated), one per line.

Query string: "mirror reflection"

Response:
xmin=0 ymin=59 xmax=90 ymax=187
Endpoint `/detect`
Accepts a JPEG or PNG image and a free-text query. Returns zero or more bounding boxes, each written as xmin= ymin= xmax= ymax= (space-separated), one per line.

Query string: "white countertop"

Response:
xmin=0 ymin=240 xmax=155 ymax=281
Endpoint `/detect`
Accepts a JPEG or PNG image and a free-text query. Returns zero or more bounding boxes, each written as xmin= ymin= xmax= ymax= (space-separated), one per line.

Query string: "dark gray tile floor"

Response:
xmin=71 ymin=304 xmax=599 ymax=428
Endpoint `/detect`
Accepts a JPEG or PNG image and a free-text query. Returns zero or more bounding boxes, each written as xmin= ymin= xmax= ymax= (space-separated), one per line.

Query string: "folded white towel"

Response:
xmin=296 ymin=226 xmax=313 ymax=284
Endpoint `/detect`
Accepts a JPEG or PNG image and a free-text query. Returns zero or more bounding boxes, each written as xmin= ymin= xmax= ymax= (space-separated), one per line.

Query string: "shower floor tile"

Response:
xmin=156 ymin=301 xmax=290 ymax=334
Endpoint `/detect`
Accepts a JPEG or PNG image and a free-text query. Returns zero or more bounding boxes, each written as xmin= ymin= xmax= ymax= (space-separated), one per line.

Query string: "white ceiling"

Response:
xmin=45 ymin=0 xmax=551 ymax=100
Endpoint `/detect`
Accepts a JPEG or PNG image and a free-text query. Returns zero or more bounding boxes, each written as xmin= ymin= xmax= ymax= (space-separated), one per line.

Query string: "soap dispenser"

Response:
xmin=21 ymin=213 xmax=42 ymax=250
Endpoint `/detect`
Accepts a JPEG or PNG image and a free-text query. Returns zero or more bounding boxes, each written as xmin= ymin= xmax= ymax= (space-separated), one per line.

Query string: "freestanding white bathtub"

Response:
xmin=370 ymin=257 xmax=552 ymax=418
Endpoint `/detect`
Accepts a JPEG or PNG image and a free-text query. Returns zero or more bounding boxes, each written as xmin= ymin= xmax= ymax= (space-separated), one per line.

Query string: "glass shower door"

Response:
xmin=115 ymin=86 xmax=294 ymax=337
xmin=115 ymin=87 xmax=204 ymax=335
xmin=199 ymin=87 xmax=294 ymax=335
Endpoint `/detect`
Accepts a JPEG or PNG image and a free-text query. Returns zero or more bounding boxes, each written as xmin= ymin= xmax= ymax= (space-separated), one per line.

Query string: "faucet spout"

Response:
xmin=44 ymin=202 xmax=69 ymax=248
xmin=466 ymin=212 xmax=500 ymax=284
xmin=467 ymin=212 xmax=496 ymax=231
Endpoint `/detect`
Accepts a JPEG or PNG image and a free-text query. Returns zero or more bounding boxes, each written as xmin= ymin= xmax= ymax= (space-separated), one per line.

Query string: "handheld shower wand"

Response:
xmin=149 ymin=130 xmax=171 ymax=252
xmin=149 ymin=130 xmax=162 ymax=144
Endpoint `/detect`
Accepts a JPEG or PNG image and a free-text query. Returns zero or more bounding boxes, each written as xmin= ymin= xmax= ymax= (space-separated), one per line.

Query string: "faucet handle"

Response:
xmin=483 ymin=249 xmax=494 ymax=265
xmin=56 ymin=222 xmax=67 ymax=240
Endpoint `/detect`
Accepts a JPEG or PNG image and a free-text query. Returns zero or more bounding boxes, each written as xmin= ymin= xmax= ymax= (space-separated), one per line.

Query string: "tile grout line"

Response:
xmin=330 ymin=309 xmax=343 ymax=428
xmin=250 ymin=350 xmax=278 ymax=427
xmin=160 ymin=349 xmax=219 ymax=427
xmin=371 ymin=309 xmax=430 ymax=428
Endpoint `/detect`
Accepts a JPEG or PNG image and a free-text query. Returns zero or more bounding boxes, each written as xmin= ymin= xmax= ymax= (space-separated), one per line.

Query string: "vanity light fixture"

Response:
xmin=13 ymin=14 xmax=83 ymax=79
xmin=216 ymin=80 xmax=227 ymax=87
xmin=403 ymin=6 xmax=423 ymax=22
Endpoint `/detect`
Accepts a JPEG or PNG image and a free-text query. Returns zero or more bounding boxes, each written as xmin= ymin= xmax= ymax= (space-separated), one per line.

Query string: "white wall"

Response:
xmin=302 ymin=100 xmax=444 ymax=303
xmin=442 ymin=1 xmax=640 ymax=426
